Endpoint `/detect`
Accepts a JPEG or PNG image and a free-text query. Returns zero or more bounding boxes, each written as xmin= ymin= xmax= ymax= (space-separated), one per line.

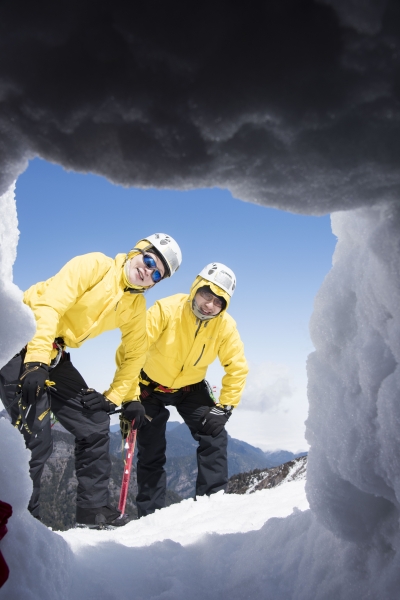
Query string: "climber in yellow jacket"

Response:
xmin=119 ymin=262 xmax=248 ymax=517
xmin=0 ymin=233 xmax=182 ymax=529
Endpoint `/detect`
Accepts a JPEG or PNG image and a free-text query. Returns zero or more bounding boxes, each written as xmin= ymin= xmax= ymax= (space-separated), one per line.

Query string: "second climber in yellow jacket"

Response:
xmin=0 ymin=233 xmax=182 ymax=529
xmin=119 ymin=262 xmax=248 ymax=517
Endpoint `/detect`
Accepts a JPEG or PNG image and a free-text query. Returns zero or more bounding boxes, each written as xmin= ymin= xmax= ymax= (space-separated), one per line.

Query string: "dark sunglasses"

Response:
xmin=142 ymin=253 xmax=163 ymax=283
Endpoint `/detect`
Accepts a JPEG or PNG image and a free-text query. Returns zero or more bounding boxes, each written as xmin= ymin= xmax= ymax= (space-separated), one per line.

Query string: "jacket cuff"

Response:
xmin=24 ymin=352 xmax=51 ymax=366
xmin=122 ymin=398 xmax=141 ymax=405
xmin=103 ymin=388 xmax=123 ymax=406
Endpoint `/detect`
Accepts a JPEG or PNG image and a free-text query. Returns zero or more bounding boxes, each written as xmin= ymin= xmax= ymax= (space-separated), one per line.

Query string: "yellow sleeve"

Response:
xmin=218 ymin=326 xmax=249 ymax=408
xmin=24 ymin=254 xmax=109 ymax=365
xmin=104 ymin=295 xmax=148 ymax=405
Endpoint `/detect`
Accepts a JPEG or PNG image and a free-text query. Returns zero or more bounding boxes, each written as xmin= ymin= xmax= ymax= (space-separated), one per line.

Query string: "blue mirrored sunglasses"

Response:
xmin=142 ymin=254 xmax=163 ymax=283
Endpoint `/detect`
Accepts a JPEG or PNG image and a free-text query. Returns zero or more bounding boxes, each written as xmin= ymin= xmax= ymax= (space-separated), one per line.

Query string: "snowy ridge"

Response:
xmin=227 ymin=455 xmax=307 ymax=495
xmin=246 ymin=455 xmax=307 ymax=494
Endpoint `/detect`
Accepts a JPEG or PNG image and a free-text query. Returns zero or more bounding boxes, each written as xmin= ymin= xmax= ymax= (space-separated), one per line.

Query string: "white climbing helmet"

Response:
xmin=198 ymin=263 xmax=236 ymax=297
xmin=143 ymin=233 xmax=182 ymax=277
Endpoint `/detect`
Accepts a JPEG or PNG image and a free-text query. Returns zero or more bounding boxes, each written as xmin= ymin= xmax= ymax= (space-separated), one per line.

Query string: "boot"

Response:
xmin=76 ymin=504 xmax=132 ymax=529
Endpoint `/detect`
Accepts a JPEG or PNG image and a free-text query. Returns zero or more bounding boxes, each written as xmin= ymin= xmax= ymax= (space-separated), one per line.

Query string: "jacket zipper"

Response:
xmin=181 ymin=319 xmax=203 ymax=372
xmin=194 ymin=320 xmax=202 ymax=338
xmin=193 ymin=344 xmax=205 ymax=366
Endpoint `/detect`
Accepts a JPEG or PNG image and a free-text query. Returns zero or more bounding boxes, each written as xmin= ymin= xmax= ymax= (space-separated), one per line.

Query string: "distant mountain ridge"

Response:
xmin=263 ymin=449 xmax=308 ymax=469
xmin=226 ymin=455 xmax=307 ymax=495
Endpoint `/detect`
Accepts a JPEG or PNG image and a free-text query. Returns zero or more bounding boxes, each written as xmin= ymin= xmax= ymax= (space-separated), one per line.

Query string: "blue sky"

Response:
xmin=12 ymin=158 xmax=336 ymax=451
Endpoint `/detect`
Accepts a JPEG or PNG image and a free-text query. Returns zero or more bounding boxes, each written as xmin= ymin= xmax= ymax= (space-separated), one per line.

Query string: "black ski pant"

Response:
xmin=0 ymin=352 xmax=111 ymax=519
xmin=136 ymin=381 xmax=228 ymax=517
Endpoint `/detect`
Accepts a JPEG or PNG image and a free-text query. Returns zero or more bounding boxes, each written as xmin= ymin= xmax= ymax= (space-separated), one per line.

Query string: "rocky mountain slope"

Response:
xmin=40 ymin=428 xmax=182 ymax=530
xmin=226 ymin=455 xmax=307 ymax=495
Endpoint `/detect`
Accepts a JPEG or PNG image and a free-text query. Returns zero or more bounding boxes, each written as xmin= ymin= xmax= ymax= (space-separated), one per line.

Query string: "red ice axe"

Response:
xmin=118 ymin=419 xmax=137 ymax=516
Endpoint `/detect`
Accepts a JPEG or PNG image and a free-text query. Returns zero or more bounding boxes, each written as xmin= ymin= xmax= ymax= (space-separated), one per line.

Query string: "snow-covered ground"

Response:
xmin=62 ymin=479 xmax=308 ymax=551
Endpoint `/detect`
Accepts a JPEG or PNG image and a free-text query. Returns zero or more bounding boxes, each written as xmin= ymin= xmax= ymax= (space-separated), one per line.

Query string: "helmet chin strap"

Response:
xmin=191 ymin=298 xmax=218 ymax=321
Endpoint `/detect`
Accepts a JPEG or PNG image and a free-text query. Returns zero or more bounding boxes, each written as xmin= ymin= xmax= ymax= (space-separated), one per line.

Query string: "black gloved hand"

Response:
xmin=121 ymin=401 xmax=146 ymax=430
xmin=19 ymin=362 xmax=49 ymax=406
xmin=198 ymin=405 xmax=232 ymax=437
xmin=80 ymin=389 xmax=116 ymax=413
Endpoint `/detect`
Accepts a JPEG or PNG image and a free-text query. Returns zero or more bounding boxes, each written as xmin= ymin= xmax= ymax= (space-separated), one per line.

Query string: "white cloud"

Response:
xmin=240 ymin=361 xmax=295 ymax=412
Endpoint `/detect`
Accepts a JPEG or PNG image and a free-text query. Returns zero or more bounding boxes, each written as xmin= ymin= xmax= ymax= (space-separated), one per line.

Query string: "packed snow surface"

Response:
xmin=61 ymin=480 xmax=308 ymax=550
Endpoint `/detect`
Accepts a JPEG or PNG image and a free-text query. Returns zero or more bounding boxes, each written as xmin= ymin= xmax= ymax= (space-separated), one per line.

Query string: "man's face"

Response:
xmin=194 ymin=288 xmax=224 ymax=317
xmin=127 ymin=251 xmax=165 ymax=287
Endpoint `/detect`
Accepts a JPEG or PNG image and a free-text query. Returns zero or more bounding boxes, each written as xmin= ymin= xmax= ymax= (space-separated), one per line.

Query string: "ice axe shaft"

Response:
xmin=118 ymin=419 xmax=137 ymax=516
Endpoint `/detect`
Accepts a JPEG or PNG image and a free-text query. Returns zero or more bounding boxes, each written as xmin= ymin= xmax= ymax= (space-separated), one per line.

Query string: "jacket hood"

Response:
xmin=189 ymin=276 xmax=231 ymax=313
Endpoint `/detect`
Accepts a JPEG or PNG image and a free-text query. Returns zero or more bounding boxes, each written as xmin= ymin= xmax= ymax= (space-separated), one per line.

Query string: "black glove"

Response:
xmin=80 ymin=389 xmax=116 ymax=413
xmin=121 ymin=401 xmax=146 ymax=430
xmin=198 ymin=405 xmax=232 ymax=437
xmin=19 ymin=362 xmax=49 ymax=406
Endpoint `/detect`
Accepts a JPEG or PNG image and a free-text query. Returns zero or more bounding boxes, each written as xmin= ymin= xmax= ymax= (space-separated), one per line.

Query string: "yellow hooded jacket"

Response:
xmin=23 ymin=251 xmax=149 ymax=406
xmin=137 ymin=276 xmax=248 ymax=407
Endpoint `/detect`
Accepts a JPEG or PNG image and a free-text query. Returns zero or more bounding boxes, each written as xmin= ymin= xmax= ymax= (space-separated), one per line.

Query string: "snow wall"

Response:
xmin=307 ymin=202 xmax=400 ymax=551
xmin=0 ymin=185 xmax=35 ymax=367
